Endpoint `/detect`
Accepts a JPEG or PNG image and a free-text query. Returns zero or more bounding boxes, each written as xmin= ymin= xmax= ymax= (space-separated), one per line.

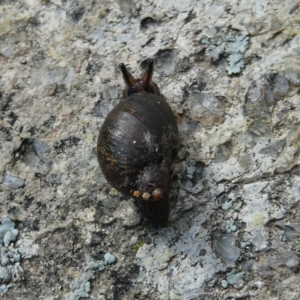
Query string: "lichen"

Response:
xmin=202 ymin=30 xmax=250 ymax=75
xmin=0 ymin=218 xmax=23 ymax=294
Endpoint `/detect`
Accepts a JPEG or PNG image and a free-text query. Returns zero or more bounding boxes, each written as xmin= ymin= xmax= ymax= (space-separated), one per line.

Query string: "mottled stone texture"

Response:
xmin=0 ymin=0 xmax=300 ymax=299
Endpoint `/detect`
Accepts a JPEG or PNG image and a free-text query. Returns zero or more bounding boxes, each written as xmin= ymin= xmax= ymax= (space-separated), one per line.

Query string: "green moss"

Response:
xmin=133 ymin=241 xmax=144 ymax=253
xmin=293 ymin=240 xmax=300 ymax=255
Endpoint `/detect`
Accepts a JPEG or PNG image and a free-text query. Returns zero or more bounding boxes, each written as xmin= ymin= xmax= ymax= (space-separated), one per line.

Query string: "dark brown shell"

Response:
xmin=97 ymin=92 xmax=178 ymax=226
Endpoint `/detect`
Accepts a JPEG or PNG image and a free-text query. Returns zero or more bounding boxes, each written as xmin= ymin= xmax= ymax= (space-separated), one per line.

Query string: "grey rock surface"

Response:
xmin=0 ymin=0 xmax=300 ymax=299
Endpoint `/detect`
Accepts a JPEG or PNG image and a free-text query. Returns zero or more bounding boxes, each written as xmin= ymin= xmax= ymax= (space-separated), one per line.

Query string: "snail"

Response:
xmin=97 ymin=59 xmax=179 ymax=226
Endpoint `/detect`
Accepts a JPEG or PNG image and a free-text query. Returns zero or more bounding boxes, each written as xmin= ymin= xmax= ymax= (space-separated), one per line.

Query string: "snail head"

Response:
xmin=133 ymin=164 xmax=170 ymax=227
xmin=119 ymin=59 xmax=163 ymax=99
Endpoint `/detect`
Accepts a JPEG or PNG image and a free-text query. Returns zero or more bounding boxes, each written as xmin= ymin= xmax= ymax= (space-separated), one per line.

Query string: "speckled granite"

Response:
xmin=1 ymin=0 xmax=300 ymax=299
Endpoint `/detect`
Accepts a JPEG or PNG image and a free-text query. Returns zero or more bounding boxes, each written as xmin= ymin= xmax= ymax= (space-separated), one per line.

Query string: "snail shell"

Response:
xmin=97 ymin=60 xmax=178 ymax=226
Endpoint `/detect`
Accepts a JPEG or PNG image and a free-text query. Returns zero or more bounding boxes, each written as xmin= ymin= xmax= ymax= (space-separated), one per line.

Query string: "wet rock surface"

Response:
xmin=0 ymin=0 xmax=300 ymax=299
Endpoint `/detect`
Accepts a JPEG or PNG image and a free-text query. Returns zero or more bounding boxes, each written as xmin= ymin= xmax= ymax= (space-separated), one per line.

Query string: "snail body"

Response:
xmin=97 ymin=60 xmax=178 ymax=226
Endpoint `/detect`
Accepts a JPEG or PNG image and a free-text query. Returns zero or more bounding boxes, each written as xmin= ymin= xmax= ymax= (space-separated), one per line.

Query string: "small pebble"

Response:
xmin=130 ymin=236 xmax=138 ymax=245
xmin=78 ymin=189 xmax=86 ymax=197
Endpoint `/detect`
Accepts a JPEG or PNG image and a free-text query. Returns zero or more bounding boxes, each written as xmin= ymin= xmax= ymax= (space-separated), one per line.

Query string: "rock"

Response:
xmin=190 ymin=93 xmax=225 ymax=125
xmin=216 ymin=233 xmax=240 ymax=267
xmin=285 ymin=68 xmax=300 ymax=86
xmin=0 ymin=267 xmax=11 ymax=283
xmin=226 ymin=270 xmax=244 ymax=289
xmin=273 ymin=75 xmax=289 ymax=100
xmin=0 ymin=1 xmax=299 ymax=299
xmin=3 ymin=174 xmax=25 ymax=189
